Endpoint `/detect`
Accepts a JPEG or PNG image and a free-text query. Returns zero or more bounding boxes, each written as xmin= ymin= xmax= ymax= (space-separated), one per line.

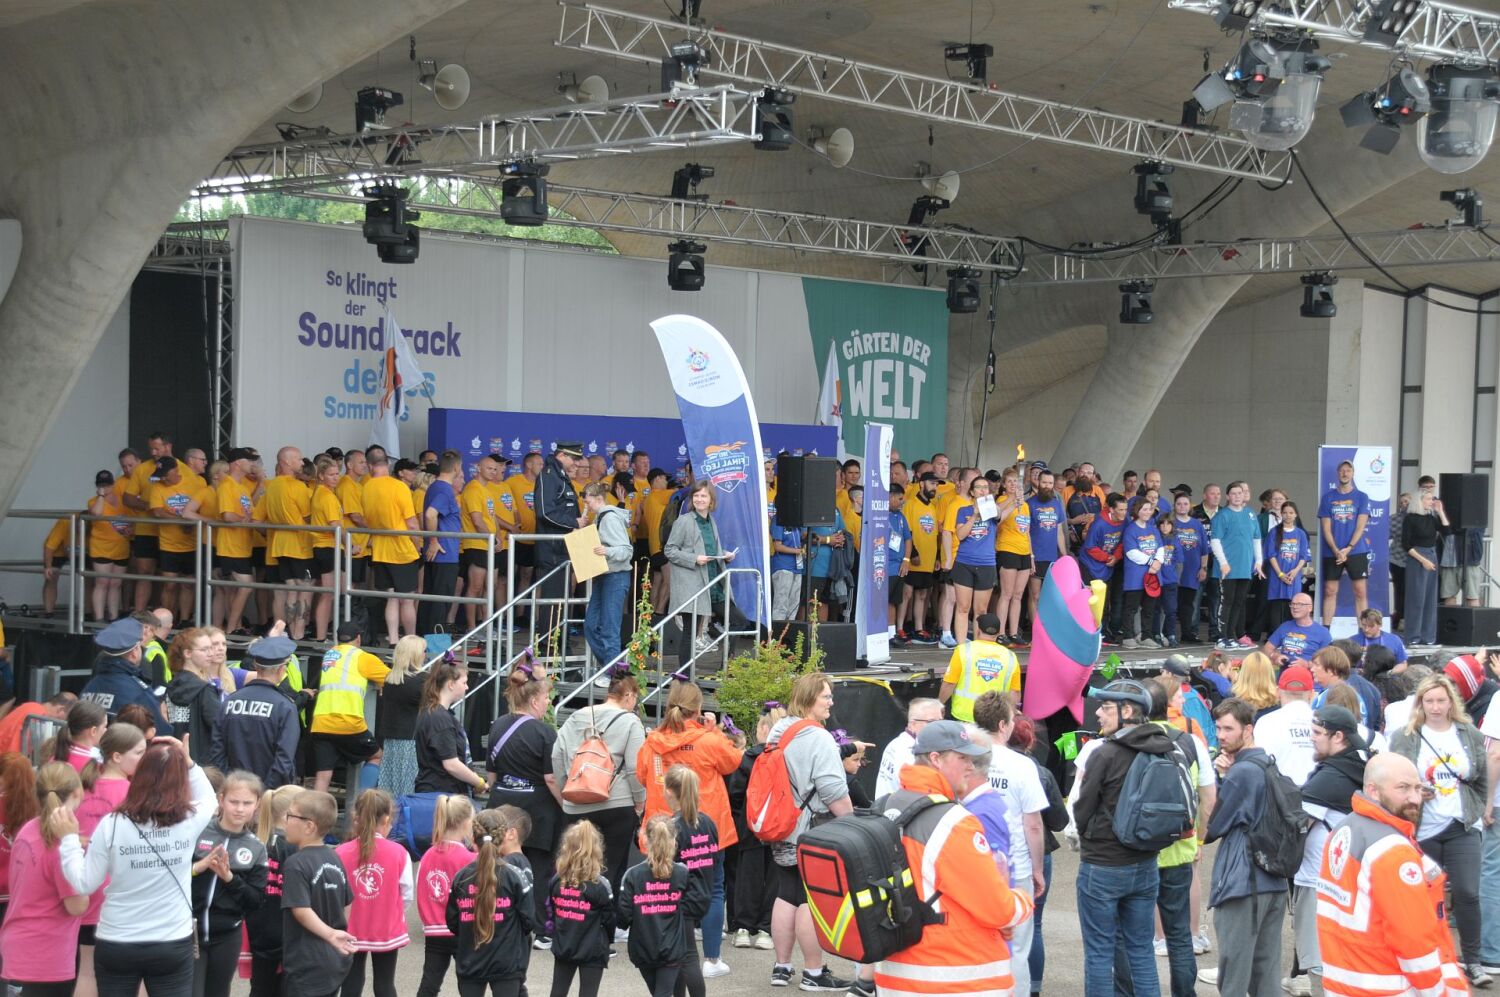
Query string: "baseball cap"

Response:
xmin=246 ymin=635 xmax=298 ymax=667
xmin=336 ymin=621 xmax=363 ymax=642
xmin=1031 ymin=460 xmax=1049 ymax=471
xmin=977 ymin=613 xmax=1002 ymax=635
xmin=487 ymin=453 xmax=513 ymax=466
xmin=224 ymin=447 xmax=255 ymax=464
xmin=392 ymin=458 xmax=419 ymax=475
xmin=555 ymin=442 xmax=585 ymax=458
xmin=1312 ymin=705 xmax=1365 ymax=749
xmin=917 ymin=471 xmax=940 ymax=483
xmin=94 ymin=617 xmax=143 ymax=654
xmin=1278 ymin=665 xmax=1315 ymax=692
xmin=1095 ymin=678 xmax=1155 ymax=715
xmin=1143 ymin=573 xmax=1162 ymax=597
xmin=95 ymin=469 xmax=115 ymax=488
xmin=912 ymin=719 xmax=988 ymax=757
xmin=1161 ymin=654 xmax=1192 ymax=678
xmin=1171 ymin=483 xmax=1193 ymax=496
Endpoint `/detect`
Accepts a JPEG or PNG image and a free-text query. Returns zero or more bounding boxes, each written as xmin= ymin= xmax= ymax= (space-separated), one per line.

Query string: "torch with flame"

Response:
xmin=1016 ymin=443 xmax=1026 ymax=464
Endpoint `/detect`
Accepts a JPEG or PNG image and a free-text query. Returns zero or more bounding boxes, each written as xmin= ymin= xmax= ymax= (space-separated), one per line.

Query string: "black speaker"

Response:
xmin=778 ymin=620 xmax=859 ymax=670
xmin=1438 ymin=606 xmax=1500 ymax=646
xmin=1439 ymin=473 xmax=1490 ymax=530
xmin=775 ymin=455 xmax=838 ymax=527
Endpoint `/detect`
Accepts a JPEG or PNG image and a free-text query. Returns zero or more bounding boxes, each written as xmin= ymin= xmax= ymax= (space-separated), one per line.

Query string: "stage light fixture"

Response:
xmin=500 ymin=161 xmax=550 ymax=226
xmin=1119 ymin=281 xmax=1155 ymax=325
xmin=1362 ymin=0 xmax=1422 ymax=46
xmin=945 ymin=268 xmax=982 ymax=314
xmin=1192 ymin=36 xmax=1330 ymax=151
xmin=362 ymin=184 xmax=421 ymax=264
xmin=661 ymin=40 xmax=706 ymax=91
xmin=667 ymin=240 xmax=706 ymax=291
xmin=1339 ymin=66 xmax=1430 ymax=154
xmin=1133 ymin=162 xmax=1175 ymax=226
xmin=1212 ymin=0 xmax=1265 ymax=32
xmin=355 ymin=87 xmax=404 ymax=132
xmin=1418 ymin=63 xmax=1500 ymax=175
xmin=670 ymin=163 xmax=715 ymax=200
xmin=1441 ymin=187 xmax=1484 ymax=227
xmin=1300 ymin=272 xmax=1337 ymax=318
xmin=944 ymin=43 xmax=994 ymax=86
xmin=754 ymin=89 xmax=796 ymax=150
xmin=898 ymin=195 xmax=951 ymax=268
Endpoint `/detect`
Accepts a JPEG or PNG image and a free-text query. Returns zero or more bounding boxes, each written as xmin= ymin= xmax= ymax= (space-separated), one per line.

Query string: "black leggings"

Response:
xmin=567 ymin=806 xmax=639 ymax=893
xmin=16 ymin=983 xmax=76 ymax=997
xmin=731 ymin=845 xmax=776 ymax=933
xmin=638 ymin=966 xmax=681 ymax=997
xmin=1122 ymin=589 xmax=1157 ymax=640
xmin=417 ymin=936 xmax=456 ymax=997
xmin=673 ymin=928 xmax=703 ymax=997
xmin=1217 ymin=578 xmax=1251 ymax=641
xmin=548 ymin=963 xmax=604 ymax=997
xmin=341 ymin=950 xmax=398 ymax=997
xmin=457 ymin=981 xmax=523 ymax=997
xmin=526 ymin=846 xmax=556 ymax=935
xmin=96 ymin=936 xmax=196 ymax=997
xmin=1420 ymin=823 xmax=1483 ymax=964
xmin=249 ymin=954 xmax=283 ymax=997
xmin=194 ymin=930 xmax=243 ymax=997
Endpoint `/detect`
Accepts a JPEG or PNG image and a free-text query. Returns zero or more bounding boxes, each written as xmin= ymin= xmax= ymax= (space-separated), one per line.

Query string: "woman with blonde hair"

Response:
xmin=663 ymin=481 xmax=737 ymax=650
xmin=376 ymin=635 xmax=428 ymax=799
xmin=1388 ymin=672 xmax=1490 ymax=985
xmin=1230 ymin=651 xmax=1280 ymax=717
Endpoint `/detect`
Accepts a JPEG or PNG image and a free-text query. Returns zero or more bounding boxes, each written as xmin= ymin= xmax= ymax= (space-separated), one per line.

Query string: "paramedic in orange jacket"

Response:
xmin=874 ymin=720 xmax=1035 ymax=997
xmin=1316 ymin=752 xmax=1470 ymax=997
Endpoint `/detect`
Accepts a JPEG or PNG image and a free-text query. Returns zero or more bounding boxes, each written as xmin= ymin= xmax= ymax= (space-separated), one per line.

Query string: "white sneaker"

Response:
xmin=1198 ymin=968 xmax=1219 ymax=986
xmin=1194 ymin=931 xmax=1212 ymax=954
xmin=1140 ymin=637 xmax=1161 ymax=649
xmin=1122 ymin=637 xmax=1139 ymax=649
xmin=693 ymin=927 xmax=702 ymax=941
xmin=615 ymin=927 xmax=629 ymax=943
xmin=1283 ymin=976 xmax=1312 ymax=996
xmin=1154 ymin=937 xmax=1167 ymax=957
xmin=734 ymin=929 xmax=753 ymax=948
xmin=754 ymin=931 xmax=775 ymax=950
xmin=704 ymin=959 xmax=731 ymax=978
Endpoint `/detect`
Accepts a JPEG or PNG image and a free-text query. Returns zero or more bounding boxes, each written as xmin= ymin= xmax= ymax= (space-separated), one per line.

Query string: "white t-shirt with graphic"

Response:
xmin=986 ymin=745 xmax=1047 ymax=883
xmin=1415 ymin=723 xmax=1470 ymax=839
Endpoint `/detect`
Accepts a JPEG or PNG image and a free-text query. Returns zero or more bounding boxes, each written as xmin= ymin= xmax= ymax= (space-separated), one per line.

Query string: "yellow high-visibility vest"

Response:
xmin=949 ymin=640 xmax=1020 ymax=722
xmin=311 ymin=644 xmax=368 ymax=725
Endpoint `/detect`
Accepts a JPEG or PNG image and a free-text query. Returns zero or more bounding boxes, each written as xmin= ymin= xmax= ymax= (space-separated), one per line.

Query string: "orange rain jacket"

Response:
xmin=1316 ymin=792 xmax=1469 ymax=997
xmin=636 ymin=719 xmax=744 ymax=848
xmin=873 ymin=765 xmax=1035 ymax=997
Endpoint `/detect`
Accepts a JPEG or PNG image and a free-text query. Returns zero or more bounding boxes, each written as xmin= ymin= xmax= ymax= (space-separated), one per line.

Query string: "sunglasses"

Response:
xmin=286 ymin=812 xmax=316 ymax=824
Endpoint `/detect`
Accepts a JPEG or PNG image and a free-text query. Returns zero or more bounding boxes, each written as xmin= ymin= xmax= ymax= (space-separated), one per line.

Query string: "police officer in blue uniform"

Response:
xmin=79 ymin=617 xmax=170 ymax=734
xmin=210 ymin=633 xmax=303 ymax=788
xmin=533 ymin=441 xmax=586 ymax=601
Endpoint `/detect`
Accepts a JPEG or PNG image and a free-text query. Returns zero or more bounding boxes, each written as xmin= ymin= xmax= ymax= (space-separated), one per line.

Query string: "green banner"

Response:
xmin=802 ymin=277 xmax=948 ymax=460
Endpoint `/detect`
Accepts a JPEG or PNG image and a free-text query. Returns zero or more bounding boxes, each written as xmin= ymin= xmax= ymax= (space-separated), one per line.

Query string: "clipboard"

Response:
xmin=565 ymin=525 xmax=608 ymax=582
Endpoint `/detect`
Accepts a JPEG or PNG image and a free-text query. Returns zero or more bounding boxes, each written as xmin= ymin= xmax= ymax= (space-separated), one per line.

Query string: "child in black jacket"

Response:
xmin=445 ymin=809 xmax=536 ymax=997
xmin=546 ymin=820 xmax=616 ymax=997
xmin=616 ymin=815 xmax=709 ymax=997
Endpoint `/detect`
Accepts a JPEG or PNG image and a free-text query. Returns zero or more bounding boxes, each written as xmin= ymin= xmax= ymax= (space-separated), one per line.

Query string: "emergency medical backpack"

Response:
xmin=1243 ymin=753 xmax=1311 ymax=878
xmin=796 ymin=793 xmax=947 ymax=964
xmin=1111 ymin=727 xmax=1198 ymax=852
xmin=746 ymin=718 xmax=820 ymax=842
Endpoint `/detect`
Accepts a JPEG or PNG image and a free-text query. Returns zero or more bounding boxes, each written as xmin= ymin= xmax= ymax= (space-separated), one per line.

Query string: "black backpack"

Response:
xmin=796 ymin=793 xmax=947 ymax=964
xmin=1110 ymin=729 xmax=1198 ymax=852
xmin=1243 ymin=753 xmax=1311 ymax=878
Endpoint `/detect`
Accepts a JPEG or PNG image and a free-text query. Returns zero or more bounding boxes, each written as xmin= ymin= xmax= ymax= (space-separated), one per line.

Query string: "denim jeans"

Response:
xmin=1077 ymin=858 xmax=1160 ymax=997
xmin=584 ymin=569 xmax=630 ymax=667
xmin=702 ymin=860 xmax=726 ymax=961
xmin=1481 ymin=821 xmax=1500 ymax=966
xmin=1028 ymin=853 xmax=1052 ymax=995
xmin=1156 ymin=863 xmax=1196 ymax=997
xmin=1404 ymin=548 xmax=1438 ymax=644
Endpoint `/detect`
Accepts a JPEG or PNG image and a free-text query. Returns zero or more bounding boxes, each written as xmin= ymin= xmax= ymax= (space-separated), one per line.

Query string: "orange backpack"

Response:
xmin=562 ymin=708 xmax=626 ymax=805
xmin=746 ymin=718 xmax=821 ymax=842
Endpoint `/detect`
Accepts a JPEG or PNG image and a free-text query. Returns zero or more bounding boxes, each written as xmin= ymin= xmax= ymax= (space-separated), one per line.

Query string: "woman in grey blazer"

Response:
xmin=664 ymin=480 xmax=737 ymax=650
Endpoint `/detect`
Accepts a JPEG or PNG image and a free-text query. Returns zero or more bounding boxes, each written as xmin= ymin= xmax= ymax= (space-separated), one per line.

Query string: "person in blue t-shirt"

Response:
xmin=1261 ymin=593 xmax=1332 ymax=666
xmin=943 ymin=476 xmax=998 ymax=647
xmin=1120 ymin=498 xmax=1165 ymax=648
xmin=887 ymin=484 xmax=914 ymax=642
xmin=1353 ymin=607 xmax=1408 ymax=664
xmin=1025 ymin=470 xmax=1068 ymax=632
xmin=769 ymin=521 xmax=805 ymax=622
xmin=1209 ymin=481 xmax=1263 ymax=650
xmin=1153 ymin=516 xmax=1181 ymax=647
xmin=1170 ymin=493 xmax=1208 ymax=644
xmin=419 ymin=454 xmax=465 ymax=636
xmin=1317 ymin=460 xmax=1373 ymax=626
xmin=1262 ymin=500 xmax=1309 ymax=635
xmin=1079 ymin=493 xmax=1127 ymax=585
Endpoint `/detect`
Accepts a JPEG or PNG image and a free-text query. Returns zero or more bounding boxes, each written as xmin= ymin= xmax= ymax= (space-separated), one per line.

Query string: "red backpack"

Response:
xmin=746 ymin=718 xmax=821 ymax=842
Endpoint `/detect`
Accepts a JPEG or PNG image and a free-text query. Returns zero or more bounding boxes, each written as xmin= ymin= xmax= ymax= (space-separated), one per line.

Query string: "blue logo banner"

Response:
xmin=855 ymin=423 xmax=893 ymax=663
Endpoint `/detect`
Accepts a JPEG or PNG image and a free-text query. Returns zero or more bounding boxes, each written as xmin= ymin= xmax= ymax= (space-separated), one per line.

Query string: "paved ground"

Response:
xmin=228 ymin=838 xmax=1307 ymax=997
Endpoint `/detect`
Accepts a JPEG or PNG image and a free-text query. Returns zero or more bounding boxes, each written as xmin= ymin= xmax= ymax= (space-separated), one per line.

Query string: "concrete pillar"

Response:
xmin=0 ymin=0 xmax=467 ymax=518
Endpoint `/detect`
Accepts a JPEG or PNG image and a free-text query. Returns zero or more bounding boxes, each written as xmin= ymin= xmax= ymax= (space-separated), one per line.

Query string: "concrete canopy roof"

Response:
xmin=224 ymin=0 xmax=1500 ymax=298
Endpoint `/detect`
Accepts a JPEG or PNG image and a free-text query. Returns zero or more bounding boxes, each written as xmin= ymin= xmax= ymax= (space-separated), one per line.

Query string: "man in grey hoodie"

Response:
xmin=582 ymin=481 xmax=635 ymax=669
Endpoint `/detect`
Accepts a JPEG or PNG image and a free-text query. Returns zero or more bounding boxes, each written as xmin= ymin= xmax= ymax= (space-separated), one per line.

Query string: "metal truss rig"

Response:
xmin=1012 ymin=222 xmax=1500 ymax=286
xmin=204 ymin=85 xmax=762 ymax=193
xmin=1167 ymin=0 xmax=1500 ymax=63
xmin=554 ymin=2 xmax=1290 ymax=182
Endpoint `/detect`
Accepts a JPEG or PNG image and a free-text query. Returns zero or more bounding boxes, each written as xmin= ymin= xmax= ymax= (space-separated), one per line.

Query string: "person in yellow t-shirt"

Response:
xmin=122 ymin=437 xmax=170 ymax=613
xmin=362 ymin=455 xmax=419 ymax=645
xmin=507 ymin=452 xmax=542 ymax=594
xmin=41 ymin=513 xmax=73 ymax=618
xmin=587 ymin=454 xmax=608 ymax=485
xmin=845 ymin=484 xmax=865 ymax=552
xmin=460 ymin=455 xmax=506 ymax=634
xmin=638 ymin=468 xmax=674 ymax=615
xmin=631 ymin=450 xmax=653 ymax=539
xmin=938 ymin=613 xmax=1021 ymax=722
xmin=309 ymin=456 xmax=345 ymax=642
xmin=835 ymin=458 xmax=862 ymax=522
xmin=265 ymin=446 xmax=315 ymax=639
xmin=929 ymin=453 xmax=956 ymax=500
xmin=902 ymin=473 xmax=943 ymax=642
xmin=336 ymin=449 xmax=371 ymax=584
xmin=149 ymin=456 xmax=199 ymax=621
xmin=308 ymin=621 xmax=390 ymax=792
xmin=88 ymin=469 xmax=132 ymax=621
xmin=209 ymin=449 xmax=258 ymax=636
